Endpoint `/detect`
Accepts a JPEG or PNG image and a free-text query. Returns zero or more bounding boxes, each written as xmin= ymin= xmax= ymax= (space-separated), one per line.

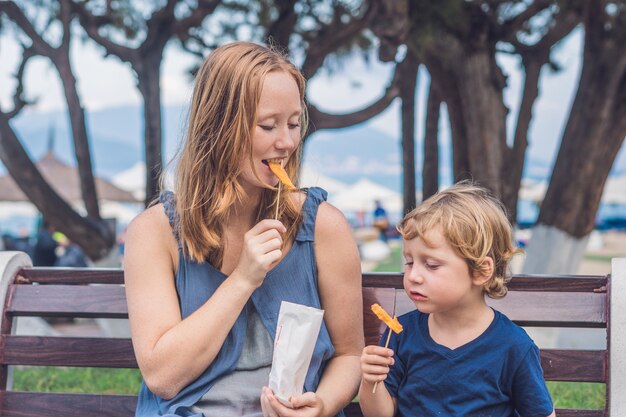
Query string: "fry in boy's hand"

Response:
xmin=371 ymin=303 xmax=403 ymax=334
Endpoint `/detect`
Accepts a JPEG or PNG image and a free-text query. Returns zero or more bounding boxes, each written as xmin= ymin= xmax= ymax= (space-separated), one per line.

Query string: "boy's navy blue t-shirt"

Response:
xmin=382 ymin=309 xmax=553 ymax=417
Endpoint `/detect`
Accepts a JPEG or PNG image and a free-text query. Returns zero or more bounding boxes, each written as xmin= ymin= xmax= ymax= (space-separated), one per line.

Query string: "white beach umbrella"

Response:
xmin=330 ymin=178 xmax=402 ymax=213
xmin=100 ymin=202 xmax=143 ymax=225
xmin=299 ymin=166 xmax=349 ymax=195
xmin=111 ymin=162 xmax=146 ymax=201
xmin=0 ymin=201 xmax=39 ymax=220
xmin=112 ymin=161 xmax=176 ymax=200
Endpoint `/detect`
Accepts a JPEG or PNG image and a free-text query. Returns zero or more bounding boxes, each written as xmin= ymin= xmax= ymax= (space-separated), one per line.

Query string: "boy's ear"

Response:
xmin=472 ymin=256 xmax=495 ymax=286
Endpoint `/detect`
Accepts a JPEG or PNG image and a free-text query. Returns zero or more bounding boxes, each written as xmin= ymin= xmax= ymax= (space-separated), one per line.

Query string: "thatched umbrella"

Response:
xmin=0 ymin=150 xmax=140 ymax=204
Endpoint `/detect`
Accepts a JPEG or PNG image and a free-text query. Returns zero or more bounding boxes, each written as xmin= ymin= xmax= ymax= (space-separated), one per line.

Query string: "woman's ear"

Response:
xmin=472 ymin=256 xmax=494 ymax=286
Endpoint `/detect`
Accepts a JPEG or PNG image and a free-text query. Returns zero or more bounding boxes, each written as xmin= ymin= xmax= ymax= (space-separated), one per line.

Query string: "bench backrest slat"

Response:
xmin=362 ymin=273 xmax=608 ymax=292
xmin=17 ymin=268 xmax=125 ymax=285
xmin=487 ymin=292 xmax=607 ymax=328
xmin=540 ymin=349 xmax=606 ymax=382
xmin=0 ymin=335 xmax=136 ymax=368
xmin=9 ymin=285 xmax=128 ymax=318
xmin=394 ymin=289 xmax=607 ymax=328
xmin=1 ymin=392 xmax=137 ymax=417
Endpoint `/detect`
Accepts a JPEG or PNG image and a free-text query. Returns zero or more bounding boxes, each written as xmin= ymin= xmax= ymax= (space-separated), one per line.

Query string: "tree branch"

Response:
xmin=508 ymin=5 xmax=580 ymax=55
xmin=498 ymin=0 xmax=553 ymax=37
xmin=172 ymin=0 xmax=221 ymax=37
xmin=0 ymin=1 xmax=55 ymax=56
xmin=5 ymin=46 xmax=37 ymax=119
xmin=307 ymin=55 xmax=405 ymax=131
xmin=72 ymin=1 xmax=135 ymax=59
xmin=60 ymin=0 xmax=72 ymax=49
xmin=300 ymin=2 xmax=378 ymax=79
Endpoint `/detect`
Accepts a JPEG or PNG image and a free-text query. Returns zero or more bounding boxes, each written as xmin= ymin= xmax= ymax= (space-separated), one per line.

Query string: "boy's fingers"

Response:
xmin=362 ymin=352 xmax=395 ymax=366
xmin=363 ymin=345 xmax=394 ymax=357
xmin=363 ymin=372 xmax=388 ymax=383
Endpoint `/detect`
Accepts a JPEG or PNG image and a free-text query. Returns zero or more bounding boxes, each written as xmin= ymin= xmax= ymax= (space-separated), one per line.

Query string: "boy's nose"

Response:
xmin=405 ymin=267 xmax=424 ymax=284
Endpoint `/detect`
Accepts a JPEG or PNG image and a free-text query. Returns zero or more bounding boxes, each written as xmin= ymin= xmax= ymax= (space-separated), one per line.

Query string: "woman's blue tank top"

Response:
xmin=135 ymin=187 xmax=344 ymax=417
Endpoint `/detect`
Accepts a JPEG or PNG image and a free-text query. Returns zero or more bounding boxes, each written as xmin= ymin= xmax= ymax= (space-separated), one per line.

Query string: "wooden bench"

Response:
xmin=1 ymin=250 xmax=624 ymax=417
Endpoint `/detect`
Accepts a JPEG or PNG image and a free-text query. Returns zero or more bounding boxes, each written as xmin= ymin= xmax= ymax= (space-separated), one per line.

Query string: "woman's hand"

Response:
xmin=232 ymin=219 xmax=286 ymax=288
xmin=360 ymin=345 xmax=394 ymax=385
xmin=260 ymin=387 xmax=325 ymax=417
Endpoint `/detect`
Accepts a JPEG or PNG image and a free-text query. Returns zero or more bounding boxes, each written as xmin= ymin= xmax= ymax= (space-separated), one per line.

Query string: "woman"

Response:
xmin=124 ymin=41 xmax=363 ymax=417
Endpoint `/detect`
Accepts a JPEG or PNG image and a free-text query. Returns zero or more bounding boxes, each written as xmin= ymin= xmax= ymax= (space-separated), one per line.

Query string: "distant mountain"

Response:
xmin=2 ymin=104 xmax=625 ymax=190
xmin=5 ymin=104 xmax=188 ymax=178
xmin=304 ymin=124 xmax=452 ymax=191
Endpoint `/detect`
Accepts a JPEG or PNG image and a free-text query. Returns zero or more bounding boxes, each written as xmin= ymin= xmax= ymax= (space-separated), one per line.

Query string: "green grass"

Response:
xmin=583 ymin=253 xmax=613 ymax=263
xmin=12 ymin=367 xmax=142 ymax=394
xmin=547 ymin=381 xmax=605 ymax=409
xmin=11 ymin=368 xmax=606 ymax=410
xmin=372 ymin=243 xmax=404 ymax=272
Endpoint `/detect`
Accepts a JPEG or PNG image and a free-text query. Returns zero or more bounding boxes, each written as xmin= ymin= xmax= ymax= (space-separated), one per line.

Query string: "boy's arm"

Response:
xmin=358 ymin=345 xmax=397 ymax=417
xmin=358 ymin=378 xmax=396 ymax=417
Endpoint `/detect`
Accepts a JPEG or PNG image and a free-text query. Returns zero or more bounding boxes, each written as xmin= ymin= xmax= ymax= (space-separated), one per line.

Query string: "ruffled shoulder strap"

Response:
xmin=159 ymin=191 xmax=181 ymax=246
xmin=295 ymin=187 xmax=328 ymax=242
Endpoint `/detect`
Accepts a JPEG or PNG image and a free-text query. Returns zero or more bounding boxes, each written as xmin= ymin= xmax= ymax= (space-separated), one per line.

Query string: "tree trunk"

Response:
xmin=524 ymin=1 xmax=626 ymax=274
xmin=55 ymin=51 xmax=101 ymax=219
xmin=399 ymin=52 xmax=420 ymax=214
xmin=0 ymin=116 xmax=113 ymax=259
xmin=136 ymin=51 xmax=164 ymax=206
xmin=537 ymin=52 xmax=626 ymax=236
xmin=265 ymin=0 xmax=297 ymax=51
xmin=422 ymin=79 xmax=441 ymax=201
xmin=416 ymin=37 xmax=508 ymax=200
xmin=500 ymin=58 xmax=543 ymax=224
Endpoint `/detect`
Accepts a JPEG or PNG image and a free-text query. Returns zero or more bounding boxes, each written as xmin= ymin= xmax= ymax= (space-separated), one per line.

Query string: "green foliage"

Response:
xmin=12 ymin=366 xmax=142 ymax=395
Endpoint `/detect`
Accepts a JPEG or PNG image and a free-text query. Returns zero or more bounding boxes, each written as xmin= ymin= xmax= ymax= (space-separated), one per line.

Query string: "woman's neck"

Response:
xmin=226 ymin=191 xmax=264 ymax=230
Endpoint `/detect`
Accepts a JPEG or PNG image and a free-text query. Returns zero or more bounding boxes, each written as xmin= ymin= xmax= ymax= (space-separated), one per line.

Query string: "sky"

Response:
xmin=0 ymin=21 xmax=624 ymax=178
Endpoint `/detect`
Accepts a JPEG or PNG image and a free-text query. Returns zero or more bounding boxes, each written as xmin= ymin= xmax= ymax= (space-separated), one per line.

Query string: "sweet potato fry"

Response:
xmin=268 ymin=161 xmax=296 ymax=190
xmin=371 ymin=303 xmax=403 ymax=334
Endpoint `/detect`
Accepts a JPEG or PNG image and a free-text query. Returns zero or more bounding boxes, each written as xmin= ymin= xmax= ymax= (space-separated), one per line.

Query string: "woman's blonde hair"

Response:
xmin=173 ymin=41 xmax=308 ymax=266
xmin=398 ymin=181 xmax=521 ymax=299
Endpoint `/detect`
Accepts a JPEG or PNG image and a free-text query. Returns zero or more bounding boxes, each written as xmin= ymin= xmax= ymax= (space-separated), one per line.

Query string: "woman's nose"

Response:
xmin=275 ymin=126 xmax=297 ymax=151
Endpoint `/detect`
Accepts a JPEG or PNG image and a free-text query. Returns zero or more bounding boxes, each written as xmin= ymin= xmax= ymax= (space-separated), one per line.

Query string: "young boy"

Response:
xmin=359 ymin=182 xmax=555 ymax=417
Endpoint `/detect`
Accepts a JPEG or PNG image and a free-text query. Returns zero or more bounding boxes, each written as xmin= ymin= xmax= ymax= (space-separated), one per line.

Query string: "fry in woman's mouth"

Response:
xmin=263 ymin=159 xmax=296 ymax=190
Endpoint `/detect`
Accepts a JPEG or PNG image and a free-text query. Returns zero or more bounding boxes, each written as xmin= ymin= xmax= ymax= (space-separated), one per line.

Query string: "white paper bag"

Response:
xmin=268 ymin=301 xmax=324 ymax=406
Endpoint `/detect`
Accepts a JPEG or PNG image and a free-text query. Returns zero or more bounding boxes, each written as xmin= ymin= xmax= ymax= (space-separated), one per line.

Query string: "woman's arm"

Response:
xmin=314 ymin=202 xmax=364 ymax=415
xmin=125 ymin=205 xmax=285 ymax=399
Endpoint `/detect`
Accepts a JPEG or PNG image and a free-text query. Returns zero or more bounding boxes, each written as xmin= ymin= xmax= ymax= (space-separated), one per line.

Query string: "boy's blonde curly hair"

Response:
xmin=398 ymin=181 xmax=521 ymax=299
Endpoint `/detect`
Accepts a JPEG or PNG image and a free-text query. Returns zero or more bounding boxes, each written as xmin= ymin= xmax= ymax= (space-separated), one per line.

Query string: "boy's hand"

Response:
xmin=360 ymin=345 xmax=395 ymax=384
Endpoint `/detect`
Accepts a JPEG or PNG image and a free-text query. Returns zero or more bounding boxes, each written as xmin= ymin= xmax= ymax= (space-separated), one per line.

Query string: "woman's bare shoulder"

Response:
xmin=128 ymin=204 xmax=171 ymax=235
xmin=126 ymin=204 xmax=178 ymax=262
xmin=315 ymin=201 xmax=352 ymax=237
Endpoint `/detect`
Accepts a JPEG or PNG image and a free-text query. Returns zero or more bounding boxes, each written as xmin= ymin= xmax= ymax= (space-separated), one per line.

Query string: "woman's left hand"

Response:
xmin=260 ymin=386 xmax=325 ymax=417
